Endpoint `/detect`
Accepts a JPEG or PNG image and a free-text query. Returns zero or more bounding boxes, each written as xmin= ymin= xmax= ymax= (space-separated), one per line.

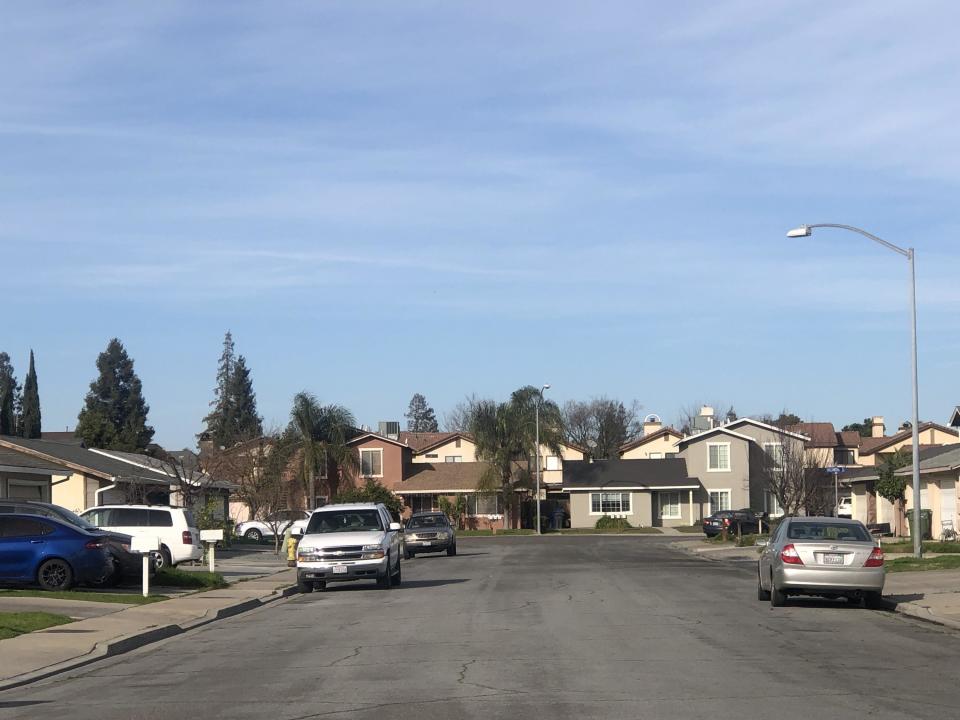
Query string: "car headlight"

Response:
xmin=361 ymin=544 xmax=385 ymax=560
xmin=406 ymin=533 xmax=418 ymax=540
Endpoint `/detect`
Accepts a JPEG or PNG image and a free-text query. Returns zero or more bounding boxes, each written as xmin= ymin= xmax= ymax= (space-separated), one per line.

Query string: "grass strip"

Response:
xmin=0 ymin=611 xmax=73 ymax=640
xmin=886 ymin=555 xmax=960 ymax=573
xmin=0 ymin=589 xmax=167 ymax=604
xmin=155 ymin=567 xmax=228 ymax=589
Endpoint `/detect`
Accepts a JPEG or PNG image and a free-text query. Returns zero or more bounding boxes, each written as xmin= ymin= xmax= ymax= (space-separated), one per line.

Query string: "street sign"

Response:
xmin=825 ymin=466 xmax=845 ymax=474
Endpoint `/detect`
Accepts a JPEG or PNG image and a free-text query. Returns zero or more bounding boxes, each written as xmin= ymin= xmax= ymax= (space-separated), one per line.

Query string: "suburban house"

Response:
xmin=0 ymin=436 xmax=175 ymax=512
xmin=403 ymin=432 xmax=477 ymax=463
xmin=857 ymin=420 xmax=960 ymax=466
xmin=618 ymin=416 xmax=683 ymax=460
xmin=562 ymin=458 xmax=700 ymax=528
xmin=789 ymin=422 xmax=862 ymax=467
xmin=0 ymin=440 xmax=69 ymax=503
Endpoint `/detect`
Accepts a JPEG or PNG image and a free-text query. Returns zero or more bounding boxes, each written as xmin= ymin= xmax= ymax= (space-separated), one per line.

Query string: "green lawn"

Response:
xmin=155 ymin=567 xmax=228 ymax=589
xmin=0 ymin=611 xmax=73 ymax=640
xmin=881 ymin=541 xmax=960 ymax=554
xmin=886 ymin=555 xmax=960 ymax=573
xmin=0 ymin=589 xmax=168 ymax=605
xmin=674 ymin=525 xmax=705 ymax=534
xmin=549 ymin=527 xmax=661 ymax=535
xmin=457 ymin=529 xmax=536 ymax=536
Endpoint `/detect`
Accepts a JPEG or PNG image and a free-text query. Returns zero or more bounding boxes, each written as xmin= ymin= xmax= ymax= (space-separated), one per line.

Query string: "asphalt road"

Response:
xmin=2 ymin=536 xmax=959 ymax=719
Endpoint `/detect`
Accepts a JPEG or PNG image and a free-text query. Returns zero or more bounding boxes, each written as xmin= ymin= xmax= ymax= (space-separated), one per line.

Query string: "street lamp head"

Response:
xmin=542 ymin=384 xmax=551 ymax=391
xmin=786 ymin=225 xmax=812 ymax=238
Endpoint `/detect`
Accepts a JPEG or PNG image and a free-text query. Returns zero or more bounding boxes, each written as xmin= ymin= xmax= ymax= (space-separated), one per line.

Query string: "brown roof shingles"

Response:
xmin=398 ymin=462 xmax=489 ymax=493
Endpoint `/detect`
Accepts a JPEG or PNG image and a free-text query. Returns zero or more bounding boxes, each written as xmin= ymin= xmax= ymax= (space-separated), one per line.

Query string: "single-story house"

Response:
xmin=0 ymin=441 xmax=71 ymax=503
xmin=396 ymin=461 xmax=513 ymax=530
xmin=562 ymin=458 xmax=701 ymax=528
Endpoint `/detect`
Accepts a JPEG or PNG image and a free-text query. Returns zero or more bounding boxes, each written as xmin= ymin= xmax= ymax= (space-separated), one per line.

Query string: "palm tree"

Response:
xmin=288 ymin=392 xmax=358 ymax=508
xmin=469 ymin=386 xmax=564 ymax=529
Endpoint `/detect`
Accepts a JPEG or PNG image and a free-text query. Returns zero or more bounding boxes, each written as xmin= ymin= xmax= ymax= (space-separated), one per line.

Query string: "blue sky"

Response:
xmin=3 ymin=1 xmax=959 ymax=449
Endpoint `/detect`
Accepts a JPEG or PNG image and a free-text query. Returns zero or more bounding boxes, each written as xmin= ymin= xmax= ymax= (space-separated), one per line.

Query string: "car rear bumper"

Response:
xmin=779 ymin=566 xmax=885 ymax=593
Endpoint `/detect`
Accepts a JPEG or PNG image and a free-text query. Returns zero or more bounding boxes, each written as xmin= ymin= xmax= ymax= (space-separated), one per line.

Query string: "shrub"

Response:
xmin=335 ymin=478 xmax=403 ymax=517
xmin=594 ymin=515 xmax=632 ymax=531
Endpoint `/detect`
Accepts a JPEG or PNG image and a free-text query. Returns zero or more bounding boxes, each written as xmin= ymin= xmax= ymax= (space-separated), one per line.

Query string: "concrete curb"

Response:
xmin=0 ymin=583 xmax=299 ymax=692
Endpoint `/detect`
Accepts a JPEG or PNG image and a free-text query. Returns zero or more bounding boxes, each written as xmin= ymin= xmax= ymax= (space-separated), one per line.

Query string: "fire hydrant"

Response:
xmin=286 ymin=529 xmax=298 ymax=567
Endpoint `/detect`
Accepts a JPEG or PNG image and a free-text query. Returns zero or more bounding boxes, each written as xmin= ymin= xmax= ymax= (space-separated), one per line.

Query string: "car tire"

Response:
xmin=297 ymin=576 xmax=314 ymax=593
xmin=757 ymin=572 xmax=770 ymax=601
xmin=314 ymin=581 xmax=326 ymax=592
xmin=404 ymin=548 xmax=414 ymax=560
xmin=391 ymin=558 xmax=402 ymax=586
xmin=862 ymin=591 xmax=883 ymax=609
xmin=447 ymin=543 xmax=457 ymax=556
xmin=244 ymin=528 xmax=263 ymax=543
xmin=37 ymin=558 xmax=74 ymax=591
xmin=377 ymin=556 xmax=393 ymax=589
xmin=770 ymin=575 xmax=787 ymax=607
xmin=154 ymin=546 xmax=173 ymax=572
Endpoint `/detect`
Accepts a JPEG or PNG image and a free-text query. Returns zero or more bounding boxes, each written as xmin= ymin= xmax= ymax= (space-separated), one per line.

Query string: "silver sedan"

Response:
xmin=757 ymin=516 xmax=885 ymax=608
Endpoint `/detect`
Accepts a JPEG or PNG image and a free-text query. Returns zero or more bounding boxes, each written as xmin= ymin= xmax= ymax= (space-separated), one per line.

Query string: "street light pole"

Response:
xmin=535 ymin=384 xmax=550 ymax=535
xmin=787 ymin=224 xmax=922 ymax=559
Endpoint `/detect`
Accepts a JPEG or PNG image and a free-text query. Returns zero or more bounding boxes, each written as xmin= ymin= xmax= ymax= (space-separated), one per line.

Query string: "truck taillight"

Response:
xmin=182 ymin=531 xmax=193 ymax=544
xmin=864 ymin=547 xmax=884 ymax=567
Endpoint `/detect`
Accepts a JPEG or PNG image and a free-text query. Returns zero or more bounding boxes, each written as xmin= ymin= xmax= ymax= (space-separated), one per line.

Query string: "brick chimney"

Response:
xmin=871 ymin=416 xmax=886 ymax=438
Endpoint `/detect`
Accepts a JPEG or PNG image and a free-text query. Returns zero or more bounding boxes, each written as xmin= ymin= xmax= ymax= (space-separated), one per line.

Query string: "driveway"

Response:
xmin=2 ymin=536 xmax=959 ymax=719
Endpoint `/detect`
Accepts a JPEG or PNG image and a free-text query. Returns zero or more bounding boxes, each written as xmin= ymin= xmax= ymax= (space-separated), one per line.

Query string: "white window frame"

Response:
xmin=709 ymin=489 xmax=732 ymax=515
xmin=360 ymin=448 xmax=383 ymax=477
xmin=707 ymin=442 xmax=731 ymax=472
xmin=5 ymin=479 xmax=51 ymax=502
xmin=444 ymin=456 xmax=462 ymax=463
xmin=589 ymin=492 xmax=632 ymax=516
xmin=658 ymin=491 xmax=682 ymax=520
xmin=545 ymin=455 xmax=561 ymax=471
xmin=766 ymin=491 xmax=784 ymax=518
xmin=466 ymin=493 xmax=503 ymax=516
xmin=763 ymin=442 xmax=784 ymax=471
xmin=648 ymin=452 xmax=664 ymax=460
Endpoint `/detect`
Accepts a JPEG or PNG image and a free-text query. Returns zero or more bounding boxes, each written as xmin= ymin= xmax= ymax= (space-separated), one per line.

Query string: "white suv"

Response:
xmin=295 ymin=503 xmax=402 ymax=592
xmin=80 ymin=505 xmax=202 ymax=569
xmin=235 ymin=510 xmax=310 ymax=542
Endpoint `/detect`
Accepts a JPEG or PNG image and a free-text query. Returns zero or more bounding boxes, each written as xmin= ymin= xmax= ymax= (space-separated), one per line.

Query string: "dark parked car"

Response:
xmin=0 ymin=515 xmax=115 ymax=591
xmin=703 ymin=509 xmax=765 ymax=537
xmin=403 ymin=512 xmax=457 ymax=558
xmin=0 ymin=500 xmax=151 ymax=585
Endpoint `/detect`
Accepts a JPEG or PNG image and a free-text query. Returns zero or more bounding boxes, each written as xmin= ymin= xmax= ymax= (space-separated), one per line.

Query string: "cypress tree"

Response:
xmin=202 ymin=332 xmax=262 ymax=447
xmin=75 ymin=338 xmax=155 ymax=451
xmin=20 ymin=350 xmax=41 ymax=438
xmin=230 ymin=355 xmax=262 ymax=440
xmin=0 ymin=353 xmax=20 ymax=436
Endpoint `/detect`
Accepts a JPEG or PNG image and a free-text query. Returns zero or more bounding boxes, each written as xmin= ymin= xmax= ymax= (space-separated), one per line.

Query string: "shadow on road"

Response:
xmin=317 ymin=578 xmax=470 ymax=593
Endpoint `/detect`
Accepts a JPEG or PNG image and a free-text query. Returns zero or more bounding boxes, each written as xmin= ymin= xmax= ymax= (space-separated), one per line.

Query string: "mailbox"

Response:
xmin=131 ymin=535 xmax=160 ymax=554
xmin=200 ymin=529 xmax=224 ymax=543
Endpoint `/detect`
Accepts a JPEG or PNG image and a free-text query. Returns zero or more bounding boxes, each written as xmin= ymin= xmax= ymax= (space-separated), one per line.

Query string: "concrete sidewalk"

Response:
xmin=0 ymin=568 xmax=297 ymax=691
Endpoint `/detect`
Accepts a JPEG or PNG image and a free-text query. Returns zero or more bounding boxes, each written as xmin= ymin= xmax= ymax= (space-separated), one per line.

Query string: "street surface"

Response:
xmin=2 ymin=536 xmax=959 ymax=719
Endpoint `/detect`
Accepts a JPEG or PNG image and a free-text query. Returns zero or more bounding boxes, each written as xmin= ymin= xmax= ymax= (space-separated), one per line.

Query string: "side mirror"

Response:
xmin=389 ymin=522 xmax=402 ymax=532
xmin=292 ymin=527 xmax=304 ymax=537
xmin=755 ymin=538 xmax=768 ymax=548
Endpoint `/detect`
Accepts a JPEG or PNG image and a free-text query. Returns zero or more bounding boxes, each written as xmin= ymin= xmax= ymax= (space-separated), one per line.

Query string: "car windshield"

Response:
xmin=55 ymin=506 xmax=98 ymax=531
xmin=407 ymin=516 xmax=447 ymax=529
xmin=306 ymin=509 xmax=383 ymax=534
xmin=787 ymin=522 xmax=871 ymax=542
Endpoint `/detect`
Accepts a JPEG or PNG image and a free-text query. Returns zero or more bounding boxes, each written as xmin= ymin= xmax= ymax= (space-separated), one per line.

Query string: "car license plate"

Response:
xmin=332 ymin=565 xmax=348 ymax=574
xmin=822 ymin=553 xmax=844 ymax=565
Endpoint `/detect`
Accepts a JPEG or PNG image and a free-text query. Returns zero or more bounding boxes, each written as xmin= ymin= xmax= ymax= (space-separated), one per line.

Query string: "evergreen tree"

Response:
xmin=202 ymin=332 xmax=262 ymax=447
xmin=0 ymin=353 xmax=20 ymax=436
xmin=75 ymin=339 xmax=155 ymax=451
xmin=405 ymin=393 xmax=439 ymax=432
xmin=20 ymin=350 xmax=41 ymax=438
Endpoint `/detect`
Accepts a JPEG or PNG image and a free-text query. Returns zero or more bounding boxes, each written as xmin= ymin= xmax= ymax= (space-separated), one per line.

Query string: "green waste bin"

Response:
xmin=907 ymin=508 xmax=933 ymax=540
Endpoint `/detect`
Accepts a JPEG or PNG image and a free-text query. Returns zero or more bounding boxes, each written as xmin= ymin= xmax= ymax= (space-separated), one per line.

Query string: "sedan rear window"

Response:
xmin=307 ymin=510 xmax=383 ymax=534
xmin=787 ymin=522 xmax=871 ymax=542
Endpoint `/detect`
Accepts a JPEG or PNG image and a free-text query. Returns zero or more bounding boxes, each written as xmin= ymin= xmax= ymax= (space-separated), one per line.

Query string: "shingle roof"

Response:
xmin=40 ymin=431 xmax=84 ymax=446
xmin=839 ymin=430 xmax=862 ymax=447
xmin=0 ymin=437 xmax=174 ymax=485
xmin=398 ymin=432 xmax=470 ymax=453
xmin=562 ymin=459 xmax=699 ymax=490
xmin=0 ymin=443 xmax=71 ymax=472
xmin=619 ymin=427 xmax=683 ymax=453
xmin=93 ymin=449 xmax=238 ymax=490
xmin=397 ymin=462 xmax=490 ymax=493
xmin=858 ymin=422 xmax=960 ymax=455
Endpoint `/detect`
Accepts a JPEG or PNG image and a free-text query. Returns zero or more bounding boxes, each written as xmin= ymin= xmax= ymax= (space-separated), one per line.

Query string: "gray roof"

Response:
xmin=841 ymin=445 xmax=960 ymax=484
xmin=93 ymin=449 xmax=237 ymax=490
xmin=0 ymin=444 xmax=71 ymax=472
xmin=0 ymin=437 xmax=174 ymax=485
xmin=562 ymin=458 xmax=700 ymax=491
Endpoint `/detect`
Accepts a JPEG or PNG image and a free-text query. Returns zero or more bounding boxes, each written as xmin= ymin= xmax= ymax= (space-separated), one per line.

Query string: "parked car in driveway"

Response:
xmin=235 ymin=510 xmax=310 ymax=542
xmin=295 ymin=503 xmax=402 ymax=592
xmin=837 ymin=496 xmax=853 ymax=519
xmin=757 ymin=516 xmax=884 ymax=608
xmin=79 ymin=505 xmax=202 ymax=570
xmin=0 ymin=514 xmax=115 ymax=591
xmin=403 ymin=512 xmax=457 ymax=558
xmin=702 ymin=509 xmax=763 ymax=537
xmin=0 ymin=500 xmax=151 ymax=585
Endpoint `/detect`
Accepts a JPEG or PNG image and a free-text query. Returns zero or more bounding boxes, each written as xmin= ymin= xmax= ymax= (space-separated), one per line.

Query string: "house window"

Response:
xmin=648 ymin=452 xmax=664 ymax=460
xmin=5 ymin=479 xmax=50 ymax=502
xmin=545 ymin=456 xmax=561 ymax=471
xmin=834 ymin=448 xmax=855 ymax=465
xmin=409 ymin=495 xmax=437 ymax=513
xmin=425 ymin=453 xmax=439 ymax=459
xmin=658 ymin=492 xmax=682 ymax=520
xmin=360 ymin=448 xmax=383 ymax=477
xmin=466 ymin=494 xmax=503 ymax=515
xmin=707 ymin=443 xmax=731 ymax=472
xmin=445 ymin=456 xmax=462 ymax=463
xmin=766 ymin=492 xmax=784 ymax=518
xmin=709 ymin=490 xmax=732 ymax=514
xmin=590 ymin=492 xmax=631 ymax=515
xmin=763 ymin=443 xmax=784 ymax=471
xmin=665 ymin=453 xmax=678 ymax=459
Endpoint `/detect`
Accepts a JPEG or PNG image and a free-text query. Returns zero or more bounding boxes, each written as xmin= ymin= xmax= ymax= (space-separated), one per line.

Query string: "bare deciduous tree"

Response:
xmin=442 ymin=394 xmax=481 ymax=432
xmin=755 ymin=435 xmax=828 ymax=518
xmin=561 ymin=398 xmax=643 ymax=459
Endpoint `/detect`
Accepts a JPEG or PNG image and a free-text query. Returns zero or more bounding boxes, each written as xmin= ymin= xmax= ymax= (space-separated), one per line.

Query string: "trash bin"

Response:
xmin=552 ymin=510 xmax=565 ymax=530
xmin=908 ymin=508 xmax=933 ymax=540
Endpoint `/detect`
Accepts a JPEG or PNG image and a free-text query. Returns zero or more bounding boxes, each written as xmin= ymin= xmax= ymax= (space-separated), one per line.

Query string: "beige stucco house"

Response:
xmin=619 ymin=426 xmax=684 ymax=460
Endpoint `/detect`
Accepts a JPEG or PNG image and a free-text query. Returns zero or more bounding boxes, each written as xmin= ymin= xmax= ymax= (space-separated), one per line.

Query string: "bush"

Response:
xmin=155 ymin=568 xmax=228 ymax=589
xmin=594 ymin=515 xmax=632 ymax=531
xmin=335 ymin=478 xmax=403 ymax=517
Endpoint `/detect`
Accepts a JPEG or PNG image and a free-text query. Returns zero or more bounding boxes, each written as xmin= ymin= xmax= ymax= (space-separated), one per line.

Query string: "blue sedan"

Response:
xmin=0 ymin=514 xmax=115 ymax=591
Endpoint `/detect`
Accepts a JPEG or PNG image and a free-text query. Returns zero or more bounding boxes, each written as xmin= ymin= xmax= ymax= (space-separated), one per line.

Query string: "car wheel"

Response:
xmin=391 ymin=558 xmax=402 ymax=586
xmin=404 ymin=548 xmax=414 ymax=560
xmin=447 ymin=543 xmax=457 ymax=556
xmin=154 ymin=546 xmax=173 ymax=571
xmin=862 ymin=591 xmax=884 ymax=609
xmin=297 ymin=576 xmax=314 ymax=594
xmin=314 ymin=581 xmax=326 ymax=592
xmin=37 ymin=558 xmax=74 ymax=591
xmin=770 ymin=574 xmax=787 ymax=607
xmin=244 ymin=528 xmax=263 ymax=543
xmin=377 ymin=555 xmax=393 ymax=589
xmin=757 ymin=571 xmax=770 ymax=601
